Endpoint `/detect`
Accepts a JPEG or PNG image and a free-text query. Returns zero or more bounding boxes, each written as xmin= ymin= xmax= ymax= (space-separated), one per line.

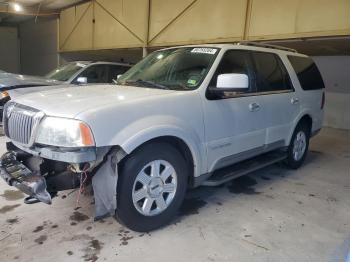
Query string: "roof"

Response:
xmin=157 ymin=42 xmax=304 ymax=56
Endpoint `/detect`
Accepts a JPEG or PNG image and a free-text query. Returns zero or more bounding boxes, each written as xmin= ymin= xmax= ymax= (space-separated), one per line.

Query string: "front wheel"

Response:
xmin=116 ymin=143 xmax=188 ymax=232
xmin=285 ymin=122 xmax=310 ymax=169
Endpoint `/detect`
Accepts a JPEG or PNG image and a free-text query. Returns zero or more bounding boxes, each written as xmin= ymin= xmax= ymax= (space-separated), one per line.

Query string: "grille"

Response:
xmin=4 ymin=103 xmax=43 ymax=145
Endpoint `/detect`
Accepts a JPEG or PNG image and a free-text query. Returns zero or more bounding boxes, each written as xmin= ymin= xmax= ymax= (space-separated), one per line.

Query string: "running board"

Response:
xmin=202 ymin=150 xmax=287 ymax=186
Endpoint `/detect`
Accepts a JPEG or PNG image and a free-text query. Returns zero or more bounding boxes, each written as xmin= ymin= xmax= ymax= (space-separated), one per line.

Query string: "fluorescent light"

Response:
xmin=11 ymin=2 xmax=23 ymax=12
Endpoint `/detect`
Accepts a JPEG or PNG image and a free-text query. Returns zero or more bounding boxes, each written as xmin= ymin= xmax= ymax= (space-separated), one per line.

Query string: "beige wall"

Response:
xmin=59 ymin=0 xmax=350 ymax=52
xmin=59 ymin=0 xmax=148 ymax=52
xmin=247 ymin=0 xmax=350 ymax=40
xmin=148 ymin=0 xmax=247 ymax=46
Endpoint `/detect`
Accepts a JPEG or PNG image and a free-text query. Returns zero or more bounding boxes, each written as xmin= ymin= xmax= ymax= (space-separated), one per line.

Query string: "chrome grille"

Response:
xmin=4 ymin=102 xmax=43 ymax=146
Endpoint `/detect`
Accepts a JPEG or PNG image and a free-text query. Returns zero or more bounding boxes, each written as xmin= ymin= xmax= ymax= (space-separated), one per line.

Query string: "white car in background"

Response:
xmin=0 ymin=43 xmax=325 ymax=232
xmin=0 ymin=61 xmax=131 ymax=120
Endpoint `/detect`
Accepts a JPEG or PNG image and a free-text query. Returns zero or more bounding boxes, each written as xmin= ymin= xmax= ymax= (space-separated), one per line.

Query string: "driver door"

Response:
xmin=202 ymin=50 xmax=266 ymax=172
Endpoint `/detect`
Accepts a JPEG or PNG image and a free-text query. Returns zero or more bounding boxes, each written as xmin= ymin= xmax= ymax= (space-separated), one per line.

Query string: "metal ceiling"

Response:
xmin=264 ymin=36 xmax=350 ymax=56
xmin=0 ymin=0 xmax=86 ymax=24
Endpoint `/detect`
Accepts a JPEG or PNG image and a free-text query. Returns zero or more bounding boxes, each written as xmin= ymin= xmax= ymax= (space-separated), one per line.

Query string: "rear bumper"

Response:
xmin=0 ymin=151 xmax=52 ymax=204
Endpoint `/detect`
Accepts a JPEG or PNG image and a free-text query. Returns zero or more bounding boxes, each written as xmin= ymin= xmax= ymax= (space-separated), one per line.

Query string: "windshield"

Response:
xmin=46 ymin=62 xmax=86 ymax=81
xmin=118 ymin=47 xmax=219 ymax=90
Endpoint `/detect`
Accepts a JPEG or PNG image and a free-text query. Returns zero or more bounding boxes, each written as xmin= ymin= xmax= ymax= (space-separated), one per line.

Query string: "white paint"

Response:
xmin=11 ymin=44 xmax=324 ymax=177
xmin=313 ymin=56 xmax=350 ymax=129
xmin=0 ymin=27 xmax=20 ymax=73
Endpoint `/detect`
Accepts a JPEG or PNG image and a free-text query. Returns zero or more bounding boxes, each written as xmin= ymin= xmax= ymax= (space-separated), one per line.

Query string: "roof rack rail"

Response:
xmin=235 ymin=41 xmax=298 ymax=53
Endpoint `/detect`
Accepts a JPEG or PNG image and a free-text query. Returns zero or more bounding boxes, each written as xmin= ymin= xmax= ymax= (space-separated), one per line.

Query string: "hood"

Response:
xmin=13 ymin=84 xmax=176 ymax=118
xmin=0 ymin=72 xmax=62 ymax=90
xmin=8 ymin=84 xmax=73 ymax=100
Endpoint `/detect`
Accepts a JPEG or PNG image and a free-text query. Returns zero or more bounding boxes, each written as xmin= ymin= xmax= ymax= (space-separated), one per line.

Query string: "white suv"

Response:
xmin=0 ymin=43 xmax=325 ymax=232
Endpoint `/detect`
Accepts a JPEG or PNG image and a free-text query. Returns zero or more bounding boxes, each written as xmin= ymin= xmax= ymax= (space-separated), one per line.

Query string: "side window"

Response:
xmin=209 ymin=50 xmax=255 ymax=92
xmin=253 ymin=52 xmax=292 ymax=92
xmin=77 ymin=65 xmax=108 ymax=83
xmin=109 ymin=65 xmax=130 ymax=82
xmin=288 ymin=56 xmax=325 ymax=90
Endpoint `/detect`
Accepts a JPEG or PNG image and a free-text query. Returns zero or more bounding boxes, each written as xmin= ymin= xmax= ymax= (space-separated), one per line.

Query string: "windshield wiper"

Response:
xmin=125 ymin=79 xmax=170 ymax=89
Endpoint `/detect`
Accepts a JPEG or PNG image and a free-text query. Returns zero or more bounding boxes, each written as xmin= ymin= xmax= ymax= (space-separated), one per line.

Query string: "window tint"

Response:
xmin=77 ymin=65 xmax=108 ymax=83
xmin=288 ymin=56 xmax=325 ymax=90
xmin=109 ymin=65 xmax=130 ymax=82
xmin=209 ymin=50 xmax=255 ymax=92
xmin=253 ymin=52 xmax=292 ymax=92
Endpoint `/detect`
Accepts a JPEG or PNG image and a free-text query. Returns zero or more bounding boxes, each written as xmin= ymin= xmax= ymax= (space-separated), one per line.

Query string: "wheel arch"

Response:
xmin=287 ymin=113 xmax=313 ymax=145
xmin=138 ymin=136 xmax=196 ymax=187
xmin=118 ymin=128 xmax=204 ymax=184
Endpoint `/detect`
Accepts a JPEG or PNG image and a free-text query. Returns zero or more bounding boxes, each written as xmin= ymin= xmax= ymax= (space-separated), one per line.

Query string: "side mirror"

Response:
xmin=217 ymin=73 xmax=248 ymax=89
xmin=76 ymin=76 xmax=88 ymax=84
xmin=207 ymin=73 xmax=249 ymax=100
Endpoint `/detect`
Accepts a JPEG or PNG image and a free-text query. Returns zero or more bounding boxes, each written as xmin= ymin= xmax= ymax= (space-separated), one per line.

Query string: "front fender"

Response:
xmin=109 ymin=116 xmax=206 ymax=178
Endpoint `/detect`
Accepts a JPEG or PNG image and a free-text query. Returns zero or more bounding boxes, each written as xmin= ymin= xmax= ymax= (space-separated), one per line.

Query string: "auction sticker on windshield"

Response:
xmin=191 ymin=48 xmax=217 ymax=54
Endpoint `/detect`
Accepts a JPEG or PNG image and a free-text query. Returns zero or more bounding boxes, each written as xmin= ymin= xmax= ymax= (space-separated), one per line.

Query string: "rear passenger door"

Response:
xmin=252 ymin=51 xmax=299 ymax=146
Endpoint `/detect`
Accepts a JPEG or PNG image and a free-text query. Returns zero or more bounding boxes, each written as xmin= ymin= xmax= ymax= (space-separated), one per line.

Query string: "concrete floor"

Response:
xmin=0 ymin=127 xmax=349 ymax=262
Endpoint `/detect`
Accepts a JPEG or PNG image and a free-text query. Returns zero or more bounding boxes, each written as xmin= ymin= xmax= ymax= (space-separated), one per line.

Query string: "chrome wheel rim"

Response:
xmin=132 ymin=160 xmax=177 ymax=216
xmin=293 ymin=131 xmax=307 ymax=161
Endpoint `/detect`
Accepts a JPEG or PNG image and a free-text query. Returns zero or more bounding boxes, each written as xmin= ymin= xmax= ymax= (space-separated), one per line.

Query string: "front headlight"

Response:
xmin=35 ymin=117 xmax=95 ymax=147
xmin=1 ymin=91 xmax=9 ymax=98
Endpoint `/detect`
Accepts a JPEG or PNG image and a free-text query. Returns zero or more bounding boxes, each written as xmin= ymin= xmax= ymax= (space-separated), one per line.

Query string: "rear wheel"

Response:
xmin=116 ymin=143 xmax=188 ymax=232
xmin=285 ymin=122 xmax=310 ymax=169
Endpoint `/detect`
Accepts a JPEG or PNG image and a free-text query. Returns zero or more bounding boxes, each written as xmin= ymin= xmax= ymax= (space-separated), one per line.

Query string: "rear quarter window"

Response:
xmin=288 ymin=56 xmax=325 ymax=90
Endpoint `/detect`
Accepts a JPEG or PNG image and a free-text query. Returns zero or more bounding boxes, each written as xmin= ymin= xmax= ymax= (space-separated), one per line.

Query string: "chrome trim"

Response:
xmin=27 ymin=111 xmax=45 ymax=147
xmin=4 ymin=102 xmax=45 ymax=147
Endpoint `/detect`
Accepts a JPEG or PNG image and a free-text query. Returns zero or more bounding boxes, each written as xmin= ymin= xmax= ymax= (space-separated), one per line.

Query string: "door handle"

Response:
xmin=249 ymin=102 xmax=260 ymax=112
xmin=291 ymin=98 xmax=299 ymax=105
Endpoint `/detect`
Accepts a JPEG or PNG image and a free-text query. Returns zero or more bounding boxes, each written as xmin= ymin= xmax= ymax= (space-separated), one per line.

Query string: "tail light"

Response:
xmin=321 ymin=92 xmax=325 ymax=109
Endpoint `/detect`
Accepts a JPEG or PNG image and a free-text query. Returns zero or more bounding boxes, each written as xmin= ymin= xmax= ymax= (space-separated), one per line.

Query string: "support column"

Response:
xmin=142 ymin=47 xmax=148 ymax=58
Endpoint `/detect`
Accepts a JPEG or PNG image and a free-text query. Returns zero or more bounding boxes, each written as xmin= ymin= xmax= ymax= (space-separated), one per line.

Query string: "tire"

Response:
xmin=116 ymin=142 xmax=188 ymax=232
xmin=285 ymin=122 xmax=310 ymax=169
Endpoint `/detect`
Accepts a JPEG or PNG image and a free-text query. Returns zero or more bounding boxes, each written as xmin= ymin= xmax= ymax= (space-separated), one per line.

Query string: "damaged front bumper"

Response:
xmin=0 ymin=151 xmax=52 ymax=204
xmin=0 ymin=142 xmax=125 ymax=220
xmin=0 ymin=142 xmax=90 ymax=205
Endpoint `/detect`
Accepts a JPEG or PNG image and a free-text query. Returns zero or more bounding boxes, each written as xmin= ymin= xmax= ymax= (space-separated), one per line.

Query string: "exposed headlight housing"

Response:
xmin=35 ymin=117 xmax=95 ymax=147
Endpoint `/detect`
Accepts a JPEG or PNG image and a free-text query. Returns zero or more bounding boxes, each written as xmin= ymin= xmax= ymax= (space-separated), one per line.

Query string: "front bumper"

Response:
xmin=13 ymin=141 xmax=97 ymax=164
xmin=0 ymin=142 xmax=89 ymax=204
xmin=0 ymin=151 xmax=52 ymax=204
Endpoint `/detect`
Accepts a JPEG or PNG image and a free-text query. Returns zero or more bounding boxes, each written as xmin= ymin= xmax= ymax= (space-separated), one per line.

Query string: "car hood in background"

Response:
xmin=0 ymin=72 xmax=62 ymax=90
xmin=13 ymin=84 xmax=176 ymax=118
